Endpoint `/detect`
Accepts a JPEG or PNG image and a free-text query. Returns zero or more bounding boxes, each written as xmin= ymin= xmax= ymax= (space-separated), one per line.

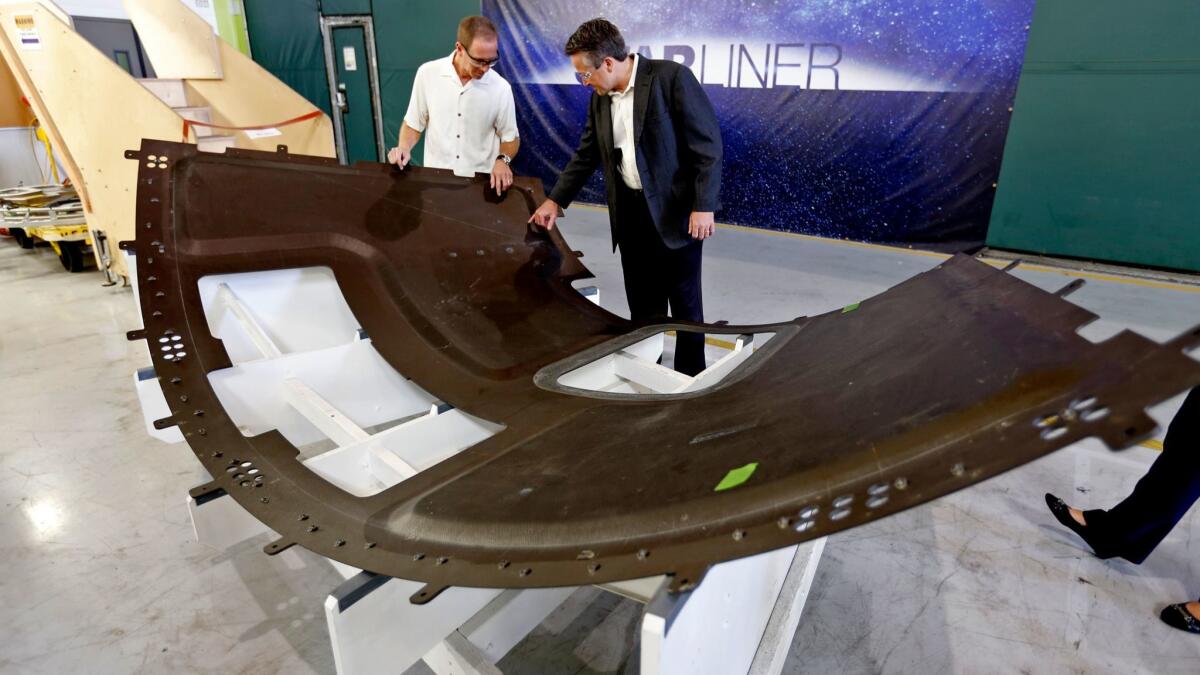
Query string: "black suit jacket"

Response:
xmin=548 ymin=57 xmax=723 ymax=250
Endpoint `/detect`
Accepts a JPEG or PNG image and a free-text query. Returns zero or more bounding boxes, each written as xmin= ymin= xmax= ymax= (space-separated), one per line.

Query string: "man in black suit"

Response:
xmin=529 ymin=18 xmax=722 ymax=376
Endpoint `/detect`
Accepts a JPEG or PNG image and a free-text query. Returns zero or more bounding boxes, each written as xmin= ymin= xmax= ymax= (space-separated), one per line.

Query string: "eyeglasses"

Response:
xmin=463 ymin=48 xmax=499 ymax=68
xmin=574 ymin=70 xmax=593 ymax=85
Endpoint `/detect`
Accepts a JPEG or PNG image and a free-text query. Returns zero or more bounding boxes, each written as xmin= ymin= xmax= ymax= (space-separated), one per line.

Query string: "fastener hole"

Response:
xmin=866 ymin=495 xmax=889 ymax=509
xmin=1070 ymin=396 xmax=1098 ymax=411
xmin=1034 ymin=414 xmax=1059 ymax=429
xmin=868 ymin=482 xmax=889 ymax=496
xmin=1082 ymin=407 xmax=1110 ymax=422
xmin=830 ymin=507 xmax=852 ymax=521
xmin=1041 ymin=426 xmax=1068 ymax=441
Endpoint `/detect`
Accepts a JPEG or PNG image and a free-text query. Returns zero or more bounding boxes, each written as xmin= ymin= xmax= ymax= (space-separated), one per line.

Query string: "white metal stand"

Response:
xmin=135 ymin=264 xmax=823 ymax=674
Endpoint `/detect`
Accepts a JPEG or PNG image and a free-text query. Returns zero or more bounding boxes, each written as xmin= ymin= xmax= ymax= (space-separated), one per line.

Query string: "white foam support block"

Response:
xmin=325 ymin=573 xmax=502 ymax=675
xmin=207 ymin=339 xmax=438 ymax=448
xmin=641 ymin=545 xmax=803 ymax=675
xmin=304 ymin=408 xmax=500 ymax=497
xmin=197 ymin=267 xmax=363 ymax=363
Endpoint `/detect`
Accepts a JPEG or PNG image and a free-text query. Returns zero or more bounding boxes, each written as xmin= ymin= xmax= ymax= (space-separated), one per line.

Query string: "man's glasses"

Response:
xmin=464 ymin=48 xmax=499 ymax=68
xmin=574 ymin=70 xmax=593 ymax=85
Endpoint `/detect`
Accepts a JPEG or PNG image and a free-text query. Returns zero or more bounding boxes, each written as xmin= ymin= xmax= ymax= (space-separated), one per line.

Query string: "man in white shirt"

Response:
xmin=386 ymin=16 xmax=520 ymax=195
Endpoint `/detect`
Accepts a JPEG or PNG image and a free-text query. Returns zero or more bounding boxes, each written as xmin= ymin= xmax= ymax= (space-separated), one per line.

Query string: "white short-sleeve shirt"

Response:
xmin=403 ymin=54 xmax=519 ymax=176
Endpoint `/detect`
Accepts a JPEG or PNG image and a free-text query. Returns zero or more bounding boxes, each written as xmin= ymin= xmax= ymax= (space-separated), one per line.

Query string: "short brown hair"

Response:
xmin=457 ymin=15 xmax=497 ymax=49
xmin=564 ymin=18 xmax=627 ymax=68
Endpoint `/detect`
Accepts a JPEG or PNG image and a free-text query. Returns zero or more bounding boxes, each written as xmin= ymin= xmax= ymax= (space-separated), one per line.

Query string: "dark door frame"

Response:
xmin=319 ymin=15 xmax=385 ymax=164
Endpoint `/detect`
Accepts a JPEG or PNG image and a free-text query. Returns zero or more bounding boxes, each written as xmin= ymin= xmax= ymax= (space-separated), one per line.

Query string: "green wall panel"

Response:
xmin=243 ymin=0 xmax=480 ymax=166
xmin=243 ymin=0 xmax=331 ymax=117
xmin=987 ymin=2 xmax=1200 ymax=272
xmin=321 ymin=0 xmax=373 ymax=15
xmin=372 ymin=0 xmax=481 ymax=166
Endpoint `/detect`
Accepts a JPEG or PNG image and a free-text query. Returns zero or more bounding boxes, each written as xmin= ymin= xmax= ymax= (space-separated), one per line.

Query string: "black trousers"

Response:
xmin=1084 ymin=387 xmax=1200 ymax=564
xmin=614 ymin=182 xmax=706 ymax=376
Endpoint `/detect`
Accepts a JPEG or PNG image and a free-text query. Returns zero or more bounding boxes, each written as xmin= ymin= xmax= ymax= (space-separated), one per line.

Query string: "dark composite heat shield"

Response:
xmin=125 ymin=140 xmax=1200 ymax=600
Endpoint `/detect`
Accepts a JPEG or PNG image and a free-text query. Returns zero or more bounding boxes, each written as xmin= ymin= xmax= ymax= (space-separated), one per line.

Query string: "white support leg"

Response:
xmin=216 ymin=281 xmax=284 ymax=359
xmin=640 ymin=538 xmax=825 ymax=675
xmin=187 ymin=491 xmax=272 ymax=550
xmin=324 ymin=573 xmax=503 ymax=675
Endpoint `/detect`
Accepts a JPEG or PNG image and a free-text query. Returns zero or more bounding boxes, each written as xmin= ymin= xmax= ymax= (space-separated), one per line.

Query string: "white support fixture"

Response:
xmin=133 ymin=367 xmax=184 ymax=444
xmin=187 ymin=489 xmax=273 ymax=551
xmin=325 ymin=573 xmax=503 ymax=675
xmin=749 ymin=537 xmax=828 ymax=674
xmin=641 ymin=539 xmax=826 ymax=675
xmin=127 ymin=251 xmax=183 ymax=444
xmin=282 ymin=377 xmax=370 ymax=447
xmin=215 ymin=281 xmax=282 ymax=359
xmin=164 ymin=272 xmax=822 ymax=675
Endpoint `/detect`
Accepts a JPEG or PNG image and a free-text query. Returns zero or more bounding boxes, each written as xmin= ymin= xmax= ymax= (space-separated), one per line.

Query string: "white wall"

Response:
xmin=51 ymin=0 xmax=126 ymax=19
xmin=0 ymin=127 xmax=65 ymax=188
xmin=27 ymin=1 xmax=219 ymax=34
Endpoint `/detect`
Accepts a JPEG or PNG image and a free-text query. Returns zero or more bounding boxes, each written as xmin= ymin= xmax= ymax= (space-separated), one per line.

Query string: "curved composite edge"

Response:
xmin=122 ymin=139 xmax=1200 ymax=601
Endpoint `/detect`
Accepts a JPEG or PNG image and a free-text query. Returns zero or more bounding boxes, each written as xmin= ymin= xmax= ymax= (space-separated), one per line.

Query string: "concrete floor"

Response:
xmin=1 ymin=208 xmax=1198 ymax=674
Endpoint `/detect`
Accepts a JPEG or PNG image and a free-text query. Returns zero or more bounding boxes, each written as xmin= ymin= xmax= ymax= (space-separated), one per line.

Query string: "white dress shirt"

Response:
xmin=404 ymin=54 xmax=519 ymax=176
xmin=609 ymin=54 xmax=643 ymax=190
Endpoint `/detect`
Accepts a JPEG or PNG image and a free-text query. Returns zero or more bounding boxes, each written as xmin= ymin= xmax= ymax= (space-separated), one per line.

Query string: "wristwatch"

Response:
xmin=496 ymin=153 xmax=512 ymax=165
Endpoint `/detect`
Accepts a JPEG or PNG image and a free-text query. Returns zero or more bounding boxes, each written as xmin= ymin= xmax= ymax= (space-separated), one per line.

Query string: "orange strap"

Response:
xmin=181 ymin=110 xmax=323 ymax=142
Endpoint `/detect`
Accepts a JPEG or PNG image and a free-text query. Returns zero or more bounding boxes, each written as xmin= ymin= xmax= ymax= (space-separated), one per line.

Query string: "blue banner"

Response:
xmin=483 ymin=0 xmax=1035 ymax=248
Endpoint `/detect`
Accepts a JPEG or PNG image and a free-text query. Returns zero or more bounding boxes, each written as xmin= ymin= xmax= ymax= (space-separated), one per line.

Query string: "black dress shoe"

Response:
xmin=1160 ymin=603 xmax=1200 ymax=634
xmin=1045 ymin=493 xmax=1115 ymax=559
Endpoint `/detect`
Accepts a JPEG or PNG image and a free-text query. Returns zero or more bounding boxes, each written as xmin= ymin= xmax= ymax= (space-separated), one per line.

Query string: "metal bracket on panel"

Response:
xmin=188 ymin=481 xmax=228 ymax=506
xmin=126 ymin=329 xmax=147 ymax=342
xmin=1168 ymin=323 xmax=1200 ymax=353
xmin=331 ymin=571 xmax=393 ymax=613
xmin=1055 ymin=278 xmax=1086 ymax=298
xmin=668 ymin=565 xmax=709 ymax=594
xmin=264 ymin=539 xmax=298 ymax=556
xmin=410 ymin=583 xmax=449 ymax=605
xmin=153 ymin=415 xmax=179 ymax=430
xmin=1002 ymin=259 xmax=1022 ymax=272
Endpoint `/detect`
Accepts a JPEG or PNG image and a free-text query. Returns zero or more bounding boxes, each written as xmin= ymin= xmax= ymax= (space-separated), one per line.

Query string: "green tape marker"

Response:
xmin=841 ymin=302 xmax=860 ymax=313
xmin=714 ymin=462 xmax=758 ymax=492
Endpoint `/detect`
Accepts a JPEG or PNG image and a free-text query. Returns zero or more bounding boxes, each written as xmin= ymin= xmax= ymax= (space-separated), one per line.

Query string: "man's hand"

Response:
xmin=490 ymin=159 xmax=514 ymax=195
xmin=688 ymin=211 xmax=716 ymax=240
xmin=387 ymin=146 xmax=412 ymax=169
xmin=529 ymin=198 xmax=560 ymax=230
